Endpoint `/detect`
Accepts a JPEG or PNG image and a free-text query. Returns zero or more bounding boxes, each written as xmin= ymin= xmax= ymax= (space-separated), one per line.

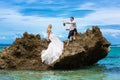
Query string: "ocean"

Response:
xmin=0 ymin=45 xmax=120 ymax=80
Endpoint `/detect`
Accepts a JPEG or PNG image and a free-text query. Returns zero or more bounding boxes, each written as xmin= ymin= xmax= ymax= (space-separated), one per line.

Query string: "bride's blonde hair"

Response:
xmin=47 ymin=24 xmax=52 ymax=33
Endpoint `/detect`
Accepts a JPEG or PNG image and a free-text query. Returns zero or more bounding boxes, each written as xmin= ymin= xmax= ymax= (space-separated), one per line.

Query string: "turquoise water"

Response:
xmin=0 ymin=45 xmax=120 ymax=80
xmin=0 ymin=46 xmax=3 ymax=51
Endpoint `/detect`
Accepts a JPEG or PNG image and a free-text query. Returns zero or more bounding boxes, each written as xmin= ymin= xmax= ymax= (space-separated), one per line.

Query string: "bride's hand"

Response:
xmin=47 ymin=39 xmax=50 ymax=42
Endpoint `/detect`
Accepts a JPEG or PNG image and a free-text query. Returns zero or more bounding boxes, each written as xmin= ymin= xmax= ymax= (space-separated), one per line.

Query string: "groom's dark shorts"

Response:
xmin=68 ymin=28 xmax=77 ymax=39
xmin=68 ymin=30 xmax=74 ymax=39
xmin=74 ymin=28 xmax=77 ymax=33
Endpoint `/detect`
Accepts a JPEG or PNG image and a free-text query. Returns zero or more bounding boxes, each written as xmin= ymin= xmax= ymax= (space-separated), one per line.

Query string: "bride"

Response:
xmin=41 ymin=24 xmax=64 ymax=64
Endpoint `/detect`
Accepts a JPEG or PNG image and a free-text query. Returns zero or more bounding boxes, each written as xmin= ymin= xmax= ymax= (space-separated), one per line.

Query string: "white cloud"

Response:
xmin=1 ymin=1 xmax=120 ymax=27
xmin=13 ymin=0 xmax=37 ymax=4
xmin=0 ymin=8 xmax=60 ymax=26
xmin=0 ymin=8 xmax=120 ymax=37
xmin=0 ymin=8 xmax=67 ymax=39
xmin=75 ymin=2 xmax=96 ymax=10
xmin=72 ymin=1 xmax=120 ymax=26
xmin=101 ymin=29 xmax=120 ymax=38
xmin=0 ymin=0 xmax=120 ymax=44
xmin=40 ymin=0 xmax=54 ymax=4
xmin=38 ymin=0 xmax=66 ymax=5
xmin=26 ymin=0 xmax=37 ymax=3
xmin=75 ymin=9 xmax=120 ymax=26
xmin=1 ymin=6 xmax=120 ymax=28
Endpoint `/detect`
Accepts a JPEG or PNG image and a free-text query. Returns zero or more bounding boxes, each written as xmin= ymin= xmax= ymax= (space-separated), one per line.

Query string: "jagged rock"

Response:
xmin=0 ymin=26 xmax=110 ymax=70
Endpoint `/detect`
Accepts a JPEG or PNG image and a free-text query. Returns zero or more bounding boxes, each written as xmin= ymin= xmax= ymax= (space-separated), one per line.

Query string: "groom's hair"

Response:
xmin=70 ymin=17 xmax=74 ymax=20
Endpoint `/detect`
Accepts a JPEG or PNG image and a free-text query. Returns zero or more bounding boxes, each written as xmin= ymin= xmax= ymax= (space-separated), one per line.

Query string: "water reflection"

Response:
xmin=0 ymin=65 xmax=108 ymax=80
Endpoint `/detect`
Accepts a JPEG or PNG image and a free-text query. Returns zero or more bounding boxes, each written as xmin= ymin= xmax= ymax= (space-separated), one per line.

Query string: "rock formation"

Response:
xmin=0 ymin=26 xmax=110 ymax=70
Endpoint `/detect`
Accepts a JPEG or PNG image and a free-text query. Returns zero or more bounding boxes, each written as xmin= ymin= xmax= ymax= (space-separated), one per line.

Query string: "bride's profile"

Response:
xmin=41 ymin=24 xmax=64 ymax=64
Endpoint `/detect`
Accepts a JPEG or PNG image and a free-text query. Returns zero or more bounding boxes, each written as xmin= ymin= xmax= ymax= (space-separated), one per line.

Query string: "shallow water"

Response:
xmin=0 ymin=46 xmax=120 ymax=80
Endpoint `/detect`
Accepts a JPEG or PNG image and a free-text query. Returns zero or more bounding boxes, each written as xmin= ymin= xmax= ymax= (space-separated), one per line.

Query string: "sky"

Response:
xmin=0 ymin=0 xmax=120 ymax=44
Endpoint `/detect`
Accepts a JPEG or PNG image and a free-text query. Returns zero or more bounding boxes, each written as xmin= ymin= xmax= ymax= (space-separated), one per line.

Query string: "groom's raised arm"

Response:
xmin=64 ymin=22 xmax=70 ymax=24
xmin=64 ymin=22 xmax=75 ymax=25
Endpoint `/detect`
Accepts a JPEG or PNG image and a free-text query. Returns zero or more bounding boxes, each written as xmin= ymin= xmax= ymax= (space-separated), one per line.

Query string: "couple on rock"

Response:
xmin=41 ymin=17 xmax=77 ymax=65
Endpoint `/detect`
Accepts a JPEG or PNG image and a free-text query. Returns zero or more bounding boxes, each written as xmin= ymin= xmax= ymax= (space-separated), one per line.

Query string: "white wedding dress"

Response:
xmin=41 ymin=33 xmax=64 ymax=64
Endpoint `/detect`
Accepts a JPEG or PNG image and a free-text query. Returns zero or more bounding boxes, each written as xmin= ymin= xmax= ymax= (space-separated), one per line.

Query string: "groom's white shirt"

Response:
xmin=69 ymin=20 xmax=76 ymax=31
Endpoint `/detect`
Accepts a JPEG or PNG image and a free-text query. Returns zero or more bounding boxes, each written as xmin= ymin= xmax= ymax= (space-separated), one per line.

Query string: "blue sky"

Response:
xmin=0 ymin=0 xmax=120 ymax=44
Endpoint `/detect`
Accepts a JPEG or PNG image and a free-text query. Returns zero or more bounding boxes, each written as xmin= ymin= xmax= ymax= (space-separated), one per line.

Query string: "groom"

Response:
xmin=64 ymin=17 xmax=77 ymax=46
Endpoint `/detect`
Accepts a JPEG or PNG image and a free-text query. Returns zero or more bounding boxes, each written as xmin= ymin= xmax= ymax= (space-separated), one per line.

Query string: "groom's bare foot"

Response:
xmin=65 ymin=44 xmax=69 ymax=47
xmin=73 ymin=37 xmax=76 ymax=40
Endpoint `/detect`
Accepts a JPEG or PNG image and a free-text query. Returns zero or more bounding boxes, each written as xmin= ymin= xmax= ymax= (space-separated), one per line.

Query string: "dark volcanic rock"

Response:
xmin=0 ymin=26 xmax=110 ymax=70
